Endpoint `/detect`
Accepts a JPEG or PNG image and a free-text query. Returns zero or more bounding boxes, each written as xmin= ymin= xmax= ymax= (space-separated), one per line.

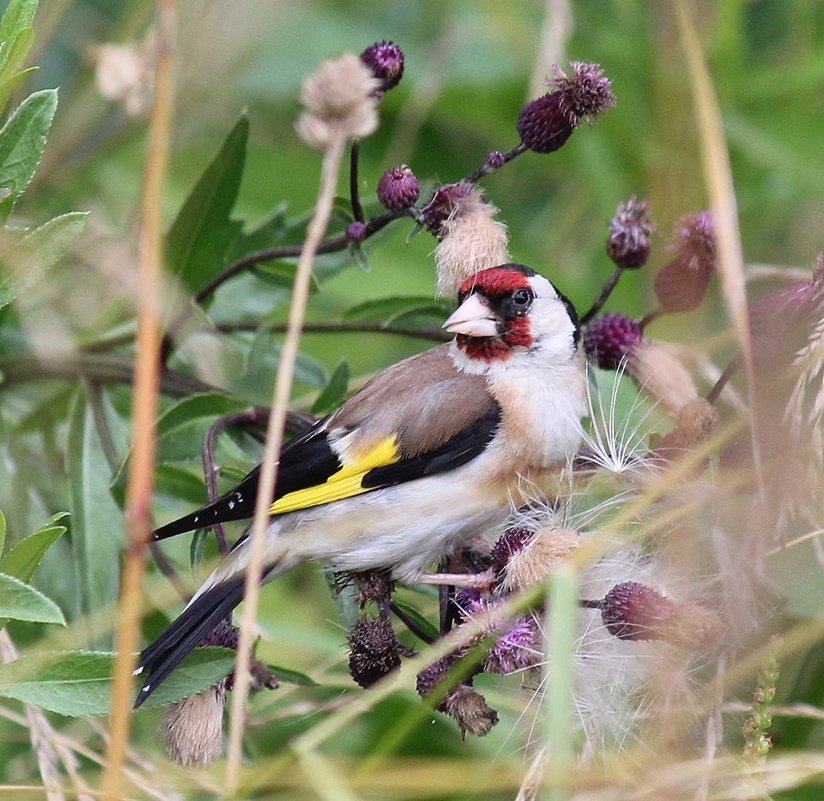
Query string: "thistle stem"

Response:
xmin=581 ymin=266 xmax=623 ymax=325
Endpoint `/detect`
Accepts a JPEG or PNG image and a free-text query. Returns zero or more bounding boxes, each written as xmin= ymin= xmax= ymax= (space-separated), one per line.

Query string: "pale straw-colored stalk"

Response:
xmin=223 ymin=129 xmax=348 ymax=796
xmin=102 ymin=2 xmax=176 ymax=800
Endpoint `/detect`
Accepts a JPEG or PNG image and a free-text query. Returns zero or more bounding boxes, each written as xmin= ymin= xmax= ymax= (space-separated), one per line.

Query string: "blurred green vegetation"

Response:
xmin=1 ymin=0 xmax=823 ymax=798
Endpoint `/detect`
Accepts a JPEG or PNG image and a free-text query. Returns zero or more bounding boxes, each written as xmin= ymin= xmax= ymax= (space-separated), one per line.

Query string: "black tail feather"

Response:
xmin=134 ymin=576 xmax=246 ymax=708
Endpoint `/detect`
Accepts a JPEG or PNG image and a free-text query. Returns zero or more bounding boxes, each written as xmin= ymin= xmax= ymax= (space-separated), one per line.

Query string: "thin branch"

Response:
xmin=705 ymin=357 xmax=741 ymax=405
xmin=202 ymin=409 xmax=268 ymax=554
xmin=580 ymin=266 xmax=622 ymax=325
xmin=349 ymin=139 xmax=364 ymax=223
xmin=217 ymin=319 xmax=449 ymax=342
xmin=466 ymin=142 xmax=527 ymax=184
xmin=103 ymin=2 xmax=176 ymax=798
xmin=161 ymin=209 xmax=404 ymax=358
xmin=224 ymin=130 xmax=349 ymax=795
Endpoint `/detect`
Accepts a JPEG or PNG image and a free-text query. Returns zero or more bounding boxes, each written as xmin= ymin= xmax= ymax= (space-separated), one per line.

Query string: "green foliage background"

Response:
xmin=1 ymin=0 xmax=823 ymax=798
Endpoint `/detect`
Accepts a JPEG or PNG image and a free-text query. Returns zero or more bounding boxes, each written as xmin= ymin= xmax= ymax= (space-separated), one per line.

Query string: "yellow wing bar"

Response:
xmin=269 ymin=436 xmax=400 ymax=516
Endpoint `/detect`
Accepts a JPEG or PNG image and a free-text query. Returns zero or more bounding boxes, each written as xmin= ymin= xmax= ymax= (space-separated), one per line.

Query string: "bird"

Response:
xmin=134 ymin=263 xmax=587 ymax=707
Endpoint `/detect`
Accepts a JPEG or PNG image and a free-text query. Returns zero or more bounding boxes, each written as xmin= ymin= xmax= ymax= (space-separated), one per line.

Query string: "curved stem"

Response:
xmin=580 ymin=266 xmax=623 ymax=325
xmin=465 ymin=142 xmax=526 ymax=183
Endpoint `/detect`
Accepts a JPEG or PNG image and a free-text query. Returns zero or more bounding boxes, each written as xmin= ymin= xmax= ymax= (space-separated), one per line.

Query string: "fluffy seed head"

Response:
xmin=600 ymin=582 xmax=677 ymax=641
xmin=517 ymin=61 xmax=614 ymax=154
xmin=628 ymin=340 xmax=699 ymax=415
xmin=653 ymin=211 xmax=716 ymax=312
xmin=584 ymin=313 xmax=643 ymax=370
xmin=429 ymin=185 xmax=509 ymax=295
xmin=376 ymin=164 xmax=420 ymax=210
xmin=359 ymin=40 xmax=405 ymax=92
xmin=655 ymin=397 xmax=719 ymax=459
xmin=296 ymin=53 xmax=380 ymax=150
xmin=347 ymin=617 xmax=401 ymax=687
xmin=500 ymin=527 xmax=580 ymax=592
xmin=607 ymin=195 xmax=655 ymax=269
xmin=161 ymin=684 xmax=226 ymax=767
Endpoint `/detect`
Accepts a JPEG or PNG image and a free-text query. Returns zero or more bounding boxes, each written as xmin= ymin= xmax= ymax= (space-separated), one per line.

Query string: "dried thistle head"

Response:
xmin=426 ymin=184 xmax=509 ymax=295
xmin=295 ymin=52 xmax=380 ymax=150
xmin=517 ymin=61 xmax=615 ymax=154
xmin=607 ymin=195 xmax=655 ymax=270
xmin=161 ymin=683 xmax=226 ymax=767
xmin=347 ymin=617 xmax=402 ymax=687
xmin=654 ymin=397 xmax=719 ymax=461
xmin=443 ymin=684 xmax=499 ymax=738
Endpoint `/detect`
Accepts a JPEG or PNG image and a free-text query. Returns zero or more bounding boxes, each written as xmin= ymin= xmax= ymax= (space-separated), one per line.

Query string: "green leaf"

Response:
xmin=154 ymin=464 xmax=209 ymax=506
xmin=0 ymin=89 xmax=56 ymax=217
xmin=391 ymin=600 xmax=440 ymax=643
xmin=0 ymin=510 xmax=6 ymax=555
xmin=0 ymin=211 xmax=88 ymax=309
xmin=252 ymin=260 xmax=319 ymax=292
xmin=0 ymin=572 xmax=65 ymax=627
xmin=343 ymin=295 xmax=453 ymax=325
xmin=0 ymin=647 xmax=234 ymax=717
xmin=110 ymin=393 xmax=250 ymax=499
xmin=0 ymin=30 xmax=35 ymax=114
xmin=311 ymin=360 xmax=349 ymax=415
xmin=225 ymin=203 xmax=288 ymax=260
xmin=67 ymin=387 xmax=123 ymax=633
xmin=0 ymin=0 xmax=38 ymax=47
xmin=0 ymin=519 xmax=66 ymax=582
xmin=165 ymin=115 xmax=248 ymax=294
xmin=267 ymin=663 xmax=317 ymax=687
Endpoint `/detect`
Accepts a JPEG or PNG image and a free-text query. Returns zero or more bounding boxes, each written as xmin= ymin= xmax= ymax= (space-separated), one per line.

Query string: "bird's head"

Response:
xmin=443 ymin=264 xmax=580 ymax=368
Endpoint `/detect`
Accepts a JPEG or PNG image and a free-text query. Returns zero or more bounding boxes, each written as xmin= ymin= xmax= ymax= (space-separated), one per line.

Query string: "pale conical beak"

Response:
xmin=442 ymin=293 xmax=499 ymax=337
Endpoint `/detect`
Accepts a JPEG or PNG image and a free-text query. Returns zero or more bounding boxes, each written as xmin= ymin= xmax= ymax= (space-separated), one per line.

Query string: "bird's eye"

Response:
xmin=512 ymin=288 xmax=532 ymax=307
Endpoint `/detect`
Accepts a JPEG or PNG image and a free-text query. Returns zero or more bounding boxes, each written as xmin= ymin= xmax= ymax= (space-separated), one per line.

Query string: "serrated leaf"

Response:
xmin=67 ymin=388 xmax=123 ymax=632
xmin=0 ymin=89 xmax=56 ymax=217
xmin=0 ymin=0 xmax=37 ymax=47
xmin=343 ymin=295 xmax=452 ymax=325
xmin=311 ymin=361 xmax=349 ymax=415
xmin=0 ymin=572 xmax=65 ymax=627
xmin=166 ymin=115 xmax=248 ymax=294
xmin=267 ymin=664 xmax=317 ymax=687
xmin=0 ymin=211 xmax=88 ymax=309
xmin=0 ymin=647 xmax=234 ymax=717
xmin=0 ymin=521 xmax=66 ymax=582
xmin=391 ymin=600 xmax=440 ymax=642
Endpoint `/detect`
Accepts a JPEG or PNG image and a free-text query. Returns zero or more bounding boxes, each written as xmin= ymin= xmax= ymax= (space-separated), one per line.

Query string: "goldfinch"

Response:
xmin=134 ymin=263 xmax=586 ymax=706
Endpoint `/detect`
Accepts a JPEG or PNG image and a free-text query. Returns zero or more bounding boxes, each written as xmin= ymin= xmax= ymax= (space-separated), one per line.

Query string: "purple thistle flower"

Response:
xmin=607 ymin=195 xmax=655 ymax=269
xmin=377 ymin=164 xmax=420 ymax=210
xmin=583 ymin=312 xmax=643 ymax=370
xmin=517 ymin=61 xmax=615 ymax=154
xmin=346 ymin=221 xmax=367 ymax=243
xmin=359 ymin=40 xmax=405 ymax=93
xmin=484 ymin=616 xmax=540 ymax=675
